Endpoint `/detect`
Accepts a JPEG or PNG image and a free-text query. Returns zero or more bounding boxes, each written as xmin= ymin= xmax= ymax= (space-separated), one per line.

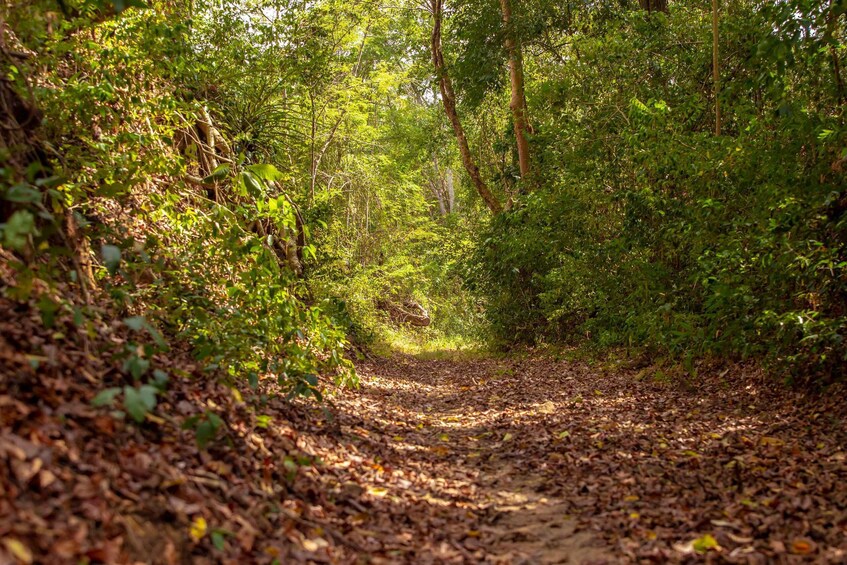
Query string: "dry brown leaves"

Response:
xmin=2 ymin=278 xmax=847 ymax=564
xmin=342 ymin=355 xmax=847 ymax=563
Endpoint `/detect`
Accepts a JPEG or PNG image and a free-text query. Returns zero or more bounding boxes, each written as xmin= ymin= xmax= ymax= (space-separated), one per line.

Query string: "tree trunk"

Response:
xmin=309 ymin=24 xmax=368 ymax=202
xmin=430 ymin=0 xmax=503 ymax=214
xmin=0 ymin=66 xmax=95 ymax=302
xmin=431 ymin=154 xmax=448 ymax=215
xmin=712 ymin=0 xmax=721 ymax=135
xmin=446 ymin=167 xmax=455 ymax=213
xmin=500 ymin=0 xmax=532 ymax=181
xmin=0 ymin=77 xmax=42 ymax=185
xmin=638 ymin=0 xmax=668 ymax=13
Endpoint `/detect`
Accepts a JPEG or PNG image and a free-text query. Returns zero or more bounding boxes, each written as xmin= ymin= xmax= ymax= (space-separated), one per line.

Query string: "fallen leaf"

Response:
xmin=692 ymin=534 xmax=720 ymax=554
xmin=790 ymin=538 xmax=816 ymax=555
xmin=189 ymin=516 xmax=207 ymax=542
xmin=728 ymin=533 xmax=754 ymax=544
xmin=3 ymin=538 xmax=33 ymax=564
xmin=538 ymin=401 xmax=556 ymax=414
xmin=367 ymin=486 xmax=389 ymax=497
xmin=759 ymin=436 xmax=784 ymax=447
xmin=302 ymin=538 xmax=327 ymax=551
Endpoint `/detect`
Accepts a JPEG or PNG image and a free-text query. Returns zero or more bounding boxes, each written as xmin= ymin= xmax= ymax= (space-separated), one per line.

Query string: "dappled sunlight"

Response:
xmin=325 ymin=355 xmax=847 ymax=561
xmin=3 ymin=0 xmax=846 ymax=561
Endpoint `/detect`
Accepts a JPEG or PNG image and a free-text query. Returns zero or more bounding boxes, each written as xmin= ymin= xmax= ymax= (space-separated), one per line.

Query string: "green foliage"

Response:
xmin=91 ymin=384 xmax=161 ymax=423
xmin=183 ymin=411 xmax=224 ymax=448
xmin=2 ymin=0 xmax=355 ymax=415
xmin=5 ymin=0 xmax=844 ymax=392
xmin=466 ymin=0 xmax=847 ymax=382
xmin=1 ymin=211 xmax=37 ymax=251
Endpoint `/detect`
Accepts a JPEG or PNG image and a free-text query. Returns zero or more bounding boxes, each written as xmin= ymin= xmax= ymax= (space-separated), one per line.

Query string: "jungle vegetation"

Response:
xmin=2 ymin=0 xmax=846 ymax=396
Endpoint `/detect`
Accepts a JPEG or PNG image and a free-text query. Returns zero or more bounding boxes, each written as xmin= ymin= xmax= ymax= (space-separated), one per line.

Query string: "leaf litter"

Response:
xmin=2 ymin=283 xmax=847 ymax=563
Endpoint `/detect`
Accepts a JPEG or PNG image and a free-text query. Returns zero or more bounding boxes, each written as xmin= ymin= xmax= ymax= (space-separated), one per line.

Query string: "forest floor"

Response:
xmin=3 ymin=296 xmax=847 ymax=564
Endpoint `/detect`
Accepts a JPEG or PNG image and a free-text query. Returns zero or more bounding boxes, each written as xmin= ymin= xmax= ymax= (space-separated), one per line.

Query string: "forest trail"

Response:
xmin=4 ymin=331 xmax=847 ymax=563
xmin=333 ymin=355 xmax=614 ymax=563
xmin=326 ymin=355 xmax=847 ymax=562
xmin=4 ymin=0 xmax=847 ymax=563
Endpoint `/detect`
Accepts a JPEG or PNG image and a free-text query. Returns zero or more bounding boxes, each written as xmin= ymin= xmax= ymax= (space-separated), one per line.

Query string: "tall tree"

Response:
xmin=430 ymin=0 xmax=503 ymax=214
xmin=500 ymin=0 xmax=532 ymax=181
xmin=712 ymin=0 xmax=721 ymax=135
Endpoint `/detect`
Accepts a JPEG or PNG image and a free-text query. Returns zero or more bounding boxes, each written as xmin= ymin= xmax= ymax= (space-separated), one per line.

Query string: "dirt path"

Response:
xmin=329 ymin=355 xmax=613 ymax=563
xmin=318 ymin=354 xmax=847 ymax=563
xmin=4 ymin=331 xmax=847 ymax=563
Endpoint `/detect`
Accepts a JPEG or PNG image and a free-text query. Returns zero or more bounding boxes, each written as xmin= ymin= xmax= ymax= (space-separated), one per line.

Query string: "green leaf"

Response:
xmin=101 ymin=244 xmax=121 ymax=275
xmin=211 ymin=531 xmax=226 ymax=551
xmin=123 ymin=386 xmax=149 ymax=423
xmin=195 ymin=420 xmax=217 ymax=448
xmin=37 ymin=296 xmax=59 ymax=328
xmin=201 ymin=163 xmax=230 ymax=184
xmin=240 ymin=172 xmax=264 ymax=196
xmin=2 ymin=210 xmax=36 ymax=251
xmin=145 ymin=324 xmax=168 ymax=350
xmin=181 ymin=415 xmax=200 ymax=430
xmin=195 ymin=412 xmax=223 ymax=449
xmin=124 ymin=316 xmax=146 ymax=331
xmin=5 ymin=184 xmax=41 ymax=203
xmin=124 ymin=355 xmax=150 ymax=380
xmin=138 ymin=385 xmax=158 ymax=410
xmin=92 ymin=387 xmax=121 ymax=407
xmin=282 ymin=456 xmax=298 ymax=473
xmin=153 ymin=369 xmax=169 ymax=388
xmin=246 ymin=163 xmax=284 ymax=182
xmin=124 ymin=316 xmax=168 ymax=350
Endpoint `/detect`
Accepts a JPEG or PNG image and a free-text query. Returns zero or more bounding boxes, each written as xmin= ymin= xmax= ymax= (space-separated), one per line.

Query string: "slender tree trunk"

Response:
xmin=308 ymin=90 xmax=317 ymax=200
xmin=827 ymin=0 xmax=845 ymax=103
xmin=310 ymin=114 xmax=344 ymax=199
xmin=309 ymin=24 xmax=369 ymax=202
xmin=638 ymin=0 xmax=668 ymax=12
xmin=712 ymin=0 xmax=721 ymax=135
xmin=430 ymin=0 xmax=503 ymax=214
xmin=431 ymin=154 xmax=447 ymax=215
xmin=446 ymin=167 xmax=455 ymax=213
xmin=500 ymin=0 xmax=532 ymax=181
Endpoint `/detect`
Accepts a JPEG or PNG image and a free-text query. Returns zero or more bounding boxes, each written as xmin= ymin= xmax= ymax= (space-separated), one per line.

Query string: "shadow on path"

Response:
xmin=311 ymin=354 xmax=847 ymax=563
